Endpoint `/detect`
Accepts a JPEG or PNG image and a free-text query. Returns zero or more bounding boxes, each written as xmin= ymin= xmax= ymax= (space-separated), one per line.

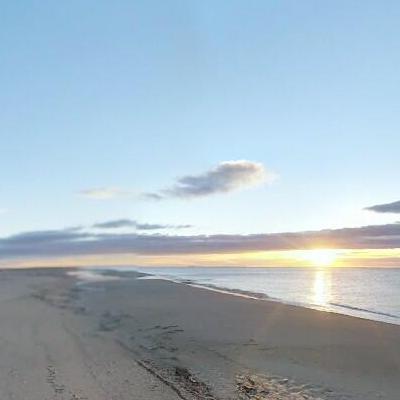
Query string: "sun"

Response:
xmin=298 ymin=249 xmax=338 ymax=267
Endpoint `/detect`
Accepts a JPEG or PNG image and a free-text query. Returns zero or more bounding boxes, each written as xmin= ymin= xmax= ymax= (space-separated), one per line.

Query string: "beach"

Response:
xmin=0 ymin=268 xmax=399 ymax=400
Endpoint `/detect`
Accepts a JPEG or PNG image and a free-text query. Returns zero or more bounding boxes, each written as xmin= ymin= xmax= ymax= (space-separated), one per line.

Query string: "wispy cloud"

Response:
xmin=365 ymin=200 xmax=400 ymax=214
xmin=140 ymin=192 xmax=164 ymax=201
xmin=146 ymin=160 xmax=275 ymax=200
xmin=93 ymin=219 xmax=192 ymax=230
xmin=1 ymin=223 xmax=400 ymax=259
xmin=79 ymin=161 xmax=275 ymax=202
xmin=79 ymin=187 xmax=130 ymax=200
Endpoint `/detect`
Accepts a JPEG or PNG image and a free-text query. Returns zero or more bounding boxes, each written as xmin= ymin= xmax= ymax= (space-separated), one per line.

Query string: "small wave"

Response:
xmin=138 ymin=274 xmax=270 ymax=300
xmin=329 ymin=302 xmax=399 ymax=319
xmin=196 ymin=283 xmax=270 ymax=300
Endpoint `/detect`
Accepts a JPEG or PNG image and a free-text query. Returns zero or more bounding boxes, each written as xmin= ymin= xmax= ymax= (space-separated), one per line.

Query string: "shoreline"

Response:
xmin=136 ymin=269 xmax=400 ymax=326
xmin=3 ymin=265 xmax=400 ymax=325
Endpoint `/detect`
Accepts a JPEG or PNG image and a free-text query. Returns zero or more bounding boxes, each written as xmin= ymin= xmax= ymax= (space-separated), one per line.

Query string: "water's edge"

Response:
xmin=137 ymin=272 xmax=400 ymax=326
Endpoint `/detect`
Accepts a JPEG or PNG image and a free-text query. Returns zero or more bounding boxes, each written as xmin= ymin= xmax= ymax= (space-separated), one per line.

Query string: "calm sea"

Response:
xmin=133 ymin=267 xmax=400 ymax=325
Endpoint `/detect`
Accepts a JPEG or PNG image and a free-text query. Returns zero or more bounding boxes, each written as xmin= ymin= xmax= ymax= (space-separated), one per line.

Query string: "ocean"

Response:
xmin=133 ymin=267 xmax=400 ymax=325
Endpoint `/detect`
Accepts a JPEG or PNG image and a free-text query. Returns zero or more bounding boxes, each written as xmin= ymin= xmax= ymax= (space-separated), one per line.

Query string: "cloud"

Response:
xmin=79 ymin=161 xmax=274 ymax=202
xmin=136 ymin=222 xmax=192 ymax=230
xmin=140 ymin=192 xmax=164 ymax=201
xmin=2 ymin=227 xmax=90 ymax=246
xmin=1 ymin=222 xmax=400 ymax=259
xmin=365 ymin=200 xmax=400 ymax=214
xmin=92 ymin=219 xmax=192 ymax=230
xmin=145 ymin=160 xmax=275 ymax=200
xmin=93 ymin=219 xmax=137 ymax=229
xmin=79 ymin=187 xmax=130 ymax=200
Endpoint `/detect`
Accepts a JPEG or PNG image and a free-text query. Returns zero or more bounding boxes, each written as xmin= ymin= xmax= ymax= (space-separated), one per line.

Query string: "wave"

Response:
xmin=192 ymin=282 xmax=271 ymax=300
xmin=138 ymin=274 xmax=271 ymax=300
xmin=329 ymin=302 xmax=399 ymax=319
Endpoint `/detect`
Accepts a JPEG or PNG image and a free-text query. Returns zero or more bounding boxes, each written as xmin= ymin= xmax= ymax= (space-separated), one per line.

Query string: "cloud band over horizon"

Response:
xmin=1 ymin=223 xmax=400 ymax=263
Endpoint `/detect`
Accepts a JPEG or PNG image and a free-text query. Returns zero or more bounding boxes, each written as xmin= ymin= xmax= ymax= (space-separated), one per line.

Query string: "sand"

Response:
xmin=0 ymin=268 xmax=399 ymax=400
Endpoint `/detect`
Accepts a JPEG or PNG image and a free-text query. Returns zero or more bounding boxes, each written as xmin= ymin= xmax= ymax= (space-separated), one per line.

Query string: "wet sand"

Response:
xmin=0 ymin=268 xmax=399 ymax=400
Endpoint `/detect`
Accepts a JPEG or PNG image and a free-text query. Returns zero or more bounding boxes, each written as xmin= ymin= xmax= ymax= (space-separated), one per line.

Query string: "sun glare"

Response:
xmin=298 ymin=249 xmax=338 ymax=267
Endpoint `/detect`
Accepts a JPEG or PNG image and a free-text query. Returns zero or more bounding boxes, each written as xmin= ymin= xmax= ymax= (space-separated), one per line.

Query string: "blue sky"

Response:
xmin=1 ymin=1 xmax=399 ymax=248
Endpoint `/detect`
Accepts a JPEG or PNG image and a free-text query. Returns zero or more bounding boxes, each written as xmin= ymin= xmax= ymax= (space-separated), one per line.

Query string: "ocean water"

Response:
xmin=133 ymin=267 xmax=400 ymax=325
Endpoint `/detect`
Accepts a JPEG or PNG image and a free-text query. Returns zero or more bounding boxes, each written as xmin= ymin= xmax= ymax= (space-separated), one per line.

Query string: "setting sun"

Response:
xmin=297 ymin=249 xmax=339 ymax=267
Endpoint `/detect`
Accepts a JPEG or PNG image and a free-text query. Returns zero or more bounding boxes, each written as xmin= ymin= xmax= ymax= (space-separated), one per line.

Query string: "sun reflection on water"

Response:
xmin=313 ymin=269 xmax=331 ymax=306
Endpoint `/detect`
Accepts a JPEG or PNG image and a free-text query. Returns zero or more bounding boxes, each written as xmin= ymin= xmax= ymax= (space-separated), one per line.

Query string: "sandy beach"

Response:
xmin=0 ymin=268 xmax=399 ymax=400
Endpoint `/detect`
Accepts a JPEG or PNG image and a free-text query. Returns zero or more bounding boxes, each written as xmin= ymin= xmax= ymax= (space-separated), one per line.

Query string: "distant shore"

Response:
xmin=0 ymin=268 xmax=399 ymax=399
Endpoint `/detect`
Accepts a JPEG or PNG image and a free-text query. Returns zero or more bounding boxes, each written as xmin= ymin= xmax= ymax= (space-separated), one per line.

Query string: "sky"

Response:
xmin=1 ymin=1 xmax=400 ymax=267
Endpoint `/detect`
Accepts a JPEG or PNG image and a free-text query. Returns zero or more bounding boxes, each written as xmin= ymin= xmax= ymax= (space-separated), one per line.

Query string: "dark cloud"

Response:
xmin=365 ymin=200 xmax=400 ymax=214
xmin=146 ymin=160 xmax=274 ymax=200
xmin=1 ymin=223 xmax=400 ymax=259
xmin=93 ymin=219 xmax=192 ymax=230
